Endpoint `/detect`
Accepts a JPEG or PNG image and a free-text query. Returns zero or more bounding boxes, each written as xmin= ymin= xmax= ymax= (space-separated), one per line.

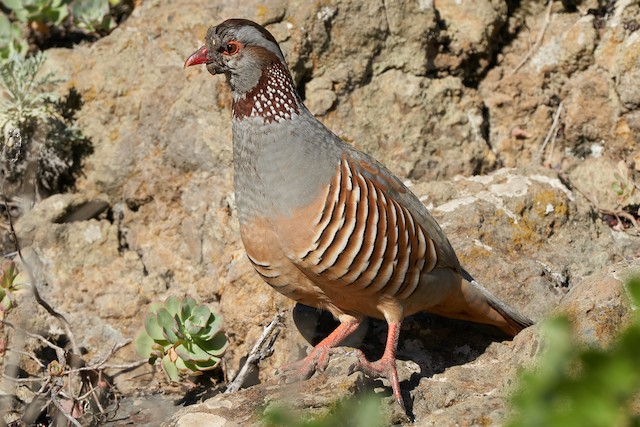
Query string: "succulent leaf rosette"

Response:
xmin=134 ymin=296 xmax=228 ymax=382
xmin=0 ymin=259 xmax=28 ymax=311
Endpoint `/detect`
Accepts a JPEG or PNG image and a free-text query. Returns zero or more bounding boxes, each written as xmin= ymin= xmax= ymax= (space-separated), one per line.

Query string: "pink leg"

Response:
xmin=282 ymin=319 xmax=362 ymax=379
xmin=350 ymin=322 xmax=404 ymax=409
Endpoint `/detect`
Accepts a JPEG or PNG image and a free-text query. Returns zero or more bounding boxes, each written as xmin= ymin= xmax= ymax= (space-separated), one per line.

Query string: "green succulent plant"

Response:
xmin=0 ymin=259 xmax=28 ymax=311
xmin=134 ymin=296 xmax=228 ymax=382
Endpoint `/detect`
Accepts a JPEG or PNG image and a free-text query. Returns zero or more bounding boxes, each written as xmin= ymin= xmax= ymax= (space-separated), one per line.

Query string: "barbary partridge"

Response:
xmin=185 ymin=19 xmax=532 ymax=409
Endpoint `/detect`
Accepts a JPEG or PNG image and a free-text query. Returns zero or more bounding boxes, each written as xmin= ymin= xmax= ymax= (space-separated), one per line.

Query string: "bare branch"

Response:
xmin=512 ymin=0 xmax=554 ymax=74
xmin=5 ymin=348 xmax=46 ymax=369
xmin=2 ymin=320 xmax=66 ymax=363
xmin=559 ymin=172 xmax=640 ymax=236
xmin=225 ymin=312 xmax=283 ymax=394
xmin=31 ymin=284 xmax=80 ymax=355
xmin=67 ymin=359 xmax=147 ymax=375
xmin=538 ymin=101 xmax=563 ymax=163
xmin=1 ymin=374 xmax=48 ymax=383
xmin=50 ymin=393 xmax=83 ymax=427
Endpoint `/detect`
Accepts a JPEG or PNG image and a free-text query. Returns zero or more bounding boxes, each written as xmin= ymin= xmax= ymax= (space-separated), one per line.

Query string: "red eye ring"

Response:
xmin=224 ymin=41 xmax=240 ymax=55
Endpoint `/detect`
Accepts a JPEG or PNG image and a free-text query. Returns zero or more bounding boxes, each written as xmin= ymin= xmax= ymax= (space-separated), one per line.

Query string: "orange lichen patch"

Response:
xmin=530 ymin=188 xmax=569 ymax=219
xmin=256 ymin=4 xmax=270 ymax=19
xmin=457 ymin=244 xmax=493 ymax=266
xmin=509 ymin=218 xmax=541 ymax=254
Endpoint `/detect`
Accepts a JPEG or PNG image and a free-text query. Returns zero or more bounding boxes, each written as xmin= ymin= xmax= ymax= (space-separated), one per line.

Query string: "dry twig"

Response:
xmin=559 ymin=172 xmax=640 ymax=235
xmin=225 ymin=312 xmax=283 ymax=394
xmin=51 ymin=391 xmax=83 ymax=427
xmin=512 ymin=0 xmax=554 ymax=74
xmin=537 ymin=101 xmax=563 ymax=163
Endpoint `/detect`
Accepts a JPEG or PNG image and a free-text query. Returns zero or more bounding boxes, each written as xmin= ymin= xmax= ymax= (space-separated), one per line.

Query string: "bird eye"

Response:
xmin=224 ymin=41 xmax=240 ymax=55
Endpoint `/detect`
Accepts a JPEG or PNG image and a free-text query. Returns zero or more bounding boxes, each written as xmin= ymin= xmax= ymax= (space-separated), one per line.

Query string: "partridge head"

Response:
xmin=185 ymin=19 xmax=532 ymax=411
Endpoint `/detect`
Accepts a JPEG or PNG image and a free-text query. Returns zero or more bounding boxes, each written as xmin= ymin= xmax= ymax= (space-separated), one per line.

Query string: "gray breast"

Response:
xmin=232 ymin=113 xmax=340 ymax=224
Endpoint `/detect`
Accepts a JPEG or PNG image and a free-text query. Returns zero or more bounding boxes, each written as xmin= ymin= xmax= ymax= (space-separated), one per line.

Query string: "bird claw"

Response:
xmin=278 ymin=345 xmax=340 ymax=382
xmin=347 ymin=350 xmax=405 ymax=411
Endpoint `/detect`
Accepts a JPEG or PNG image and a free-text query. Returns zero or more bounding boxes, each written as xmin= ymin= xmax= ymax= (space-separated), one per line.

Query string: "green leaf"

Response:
xmin=1 ymin=293 xmax=12 ymax=310
xmin=0 ymin=260 xmax=17 ymax=289
xmin=190 ymin=305 xmax=211 ymax=326
xmin=161 ymin=355 xmax=179 ymax=382
xmin=44 ymin=6 xmax=68 ymax=26
xmin=188 ymin=342 xmax=216 ymax=362
xmin=71 ymin=0 xmax=110 ymax=31
xmin=134 ymin=329 xmax=154 ymax=359
xmin=0 ymin=14 xmax=11 ymax=36
xmin=12 ymin=271 xmax=29 ymax=288
xmin=200 ymin=314 xmax=223 ymax=340
xmin=193 ymin=356 xmax=221 ymax=371
xmin=147 ymin=301 xmax=164 ymax=314
xmin=196 ymin=333 xmax=228 ymax=356
xmin=184 ymin=319 xmax=203 ymax=337
xmin=174 ymin=356 xmax=190 ymax=373
xmin=199 ymin=323 xmax=221 ymax=342
xmin=157 ymin=309 xmax=179 ymax=343
xmin=164 ymin=296 xmax=180 ymax=316
xmin=144 ymin=313 xmax=165 ymax=341
xmin=179 ymin=297 xmax=197 ymax=321
xmin=176 ymin=357 xmax=204 ymax=376
xmin=1 ymin=0 xmax=25 ymax=13
xmin=173 ymin=343 xmax=193 ymax=362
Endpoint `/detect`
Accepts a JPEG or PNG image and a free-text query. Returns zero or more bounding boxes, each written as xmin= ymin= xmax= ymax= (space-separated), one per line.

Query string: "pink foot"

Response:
xmin=279 ymin=320 xmax=361 ymax=380
xmin=349 ymin=350 xmax=405 ymax=410
xmin=280 ymin=345 xmax=339 ymax=379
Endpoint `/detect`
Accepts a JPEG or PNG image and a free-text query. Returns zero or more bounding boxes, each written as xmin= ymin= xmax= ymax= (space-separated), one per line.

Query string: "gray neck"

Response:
xmin=226 ymin=65 xmax=262 ymax=102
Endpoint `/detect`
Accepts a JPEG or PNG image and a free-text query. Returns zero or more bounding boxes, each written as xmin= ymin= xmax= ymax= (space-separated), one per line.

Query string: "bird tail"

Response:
xmin=461 ymin=269 xmax=534 ymax=337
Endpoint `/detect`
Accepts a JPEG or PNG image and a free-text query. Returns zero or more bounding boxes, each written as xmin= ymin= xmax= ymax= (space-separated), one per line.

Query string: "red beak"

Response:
xmin=184 ymin=45 xmax=210 ymax=68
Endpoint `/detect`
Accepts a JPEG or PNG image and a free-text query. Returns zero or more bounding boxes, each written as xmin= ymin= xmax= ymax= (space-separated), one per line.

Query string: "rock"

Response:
xmin=304 ymin=76 xmax=336 ymax=116
xmin=166 ymin=355 xmax=370 ymax=426
xmin=614 ymin=31 xmax=640 ymax=110
xmin=479 ymin=1 xmax=638 ymax=168
xmin=559 ymin=260 xmax=639 ymax=347
xmin=433 ymin=0 xmax=508 ymax=77
xmin=529 ymin=15 xmax=597 ymax=75
xmin=4 ymin=0 xmax=640 ymax=425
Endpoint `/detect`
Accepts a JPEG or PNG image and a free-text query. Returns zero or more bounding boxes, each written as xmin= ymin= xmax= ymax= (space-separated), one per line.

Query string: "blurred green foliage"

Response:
xmin=0 ymin=0 xmax=128 ymax=59
xmin=0 ymin=13 xmax=28 ymax=59
xmin=508 ymin=277 xmax=640 ymax=427
xmin=1 ymin=52 xmax=90 ymax=194
xmin=262 ymin=394 xmax=385 ymax=427
xmin=0 ymin=51 xmax=59 ymax=131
